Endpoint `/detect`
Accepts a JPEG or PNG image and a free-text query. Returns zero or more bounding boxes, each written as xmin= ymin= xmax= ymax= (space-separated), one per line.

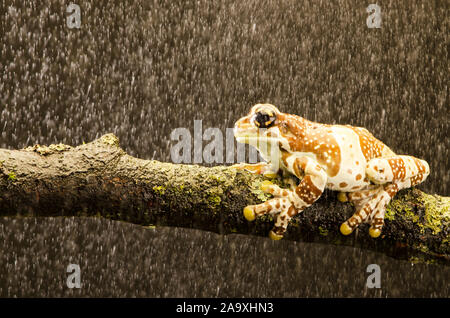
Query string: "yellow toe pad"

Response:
xmin=243 ymin=206 xmax=256 ymax=221
xmin=260 ymin=180 xmax=273 ymax=192
xmin=340 ymin=223 xmax=353 ymax=236
xmin=369 ymin=227 xmax=382 ymax=238
xmin=269 ymin=230 xmax=283 ymax=241
xmin=337 ymin=192 xmax=348 ymax=203
xmin=263 ymin=172 xmax=278 ymax=179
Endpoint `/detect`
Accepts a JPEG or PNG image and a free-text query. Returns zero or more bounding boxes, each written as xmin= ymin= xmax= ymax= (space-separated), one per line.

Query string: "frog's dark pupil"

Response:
xmin=255 ymin=112 xmax=274 ymax=128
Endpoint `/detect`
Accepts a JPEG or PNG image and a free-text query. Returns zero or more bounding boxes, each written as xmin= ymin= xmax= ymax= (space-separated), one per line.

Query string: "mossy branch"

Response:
xmin=0 ymin=134 xmax=448 ymax=265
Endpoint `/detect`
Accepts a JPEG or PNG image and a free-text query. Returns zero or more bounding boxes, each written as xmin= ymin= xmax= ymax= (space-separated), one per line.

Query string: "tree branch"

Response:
xmin=0 ymin=134 xmax=448 ymax=265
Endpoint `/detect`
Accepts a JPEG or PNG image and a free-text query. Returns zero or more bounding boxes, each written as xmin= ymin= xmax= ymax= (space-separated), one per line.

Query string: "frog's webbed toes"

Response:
xmin=232 ymin=162 xmax=278 ymax=176
xmin=368 ymin=201 xmax=388 ymax=238
xmin=242 ymin=183 xmax=296 ymax=240
xmin=368 ymin=227 xmax=382 ymax=238
xmin=259 ymin=180 xmax=282 ymax=194
xmin=340 ymin=222 xmax=353 ymax=235
xmin=263 ymin=171 xmax=279 ymax=179
xmin=243 ymin=206 xmax=256 ymax=221
xmin=340 ymin=186 xmax=391 ymax=238
xmin=243 ymin=196 xmax=290 ymax=220
xmin=269 ymin=229 xmax=284 ymax=240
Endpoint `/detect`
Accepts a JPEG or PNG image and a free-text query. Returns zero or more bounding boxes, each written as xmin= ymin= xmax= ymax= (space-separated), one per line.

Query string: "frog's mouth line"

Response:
xmin=235 ymin=135 xmax=282 ymax=145
xmin=234 ymin=125 xmax=282 ymax=146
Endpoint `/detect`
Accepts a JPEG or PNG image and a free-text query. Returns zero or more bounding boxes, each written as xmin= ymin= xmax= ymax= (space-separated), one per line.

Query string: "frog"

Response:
xmin=233 ymin=103 xmax=430 ymax=240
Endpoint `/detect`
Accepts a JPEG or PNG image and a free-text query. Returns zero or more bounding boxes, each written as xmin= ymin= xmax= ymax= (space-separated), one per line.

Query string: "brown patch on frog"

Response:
xmin=388 ymin=158 xmax=406 ymax=180
xmin=339 ymin=182 xmax=348 ymax=188
xmin=347 ymin=126 xmax=386 ymax=161
xmin=384 ymin=183 xmax=399 ymax=198
xmin=280 ymin=150 xmax=290 ymax=167
xmin=295 ymin=175 xmax=322 ymax=204
xmin=292 ymin=157 xmax=309 ymax=178
xmin=413 ymin=158 xmax=427 ymax=174
xmin=410 ymin=173 xmax=424 ymax=186
xmin=287 ymin=205 xmax=298 ymax=217
xmin=278 ymin=115 xmax=341 ymax=177
xmin=355 ymin=174 xmax=362 ymax=181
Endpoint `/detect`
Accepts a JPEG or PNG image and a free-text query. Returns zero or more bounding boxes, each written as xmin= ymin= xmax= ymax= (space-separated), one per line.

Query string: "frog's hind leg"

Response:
xmin=341 ymin=155 xmax=430 ymax=237
xmin=339 ymin=186 xmax=384 ymax=236
xmin=367 ymin=178 xmax=424 ymax=237
xmin=364 ymin=155 xmax=430 ymax=236
xmin=365 ymin=155 xmax=430 ymax=186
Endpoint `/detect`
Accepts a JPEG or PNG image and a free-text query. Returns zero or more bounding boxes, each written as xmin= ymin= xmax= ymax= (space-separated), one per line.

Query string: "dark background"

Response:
xmin=0 ymin=0 xmax=448 ymax=297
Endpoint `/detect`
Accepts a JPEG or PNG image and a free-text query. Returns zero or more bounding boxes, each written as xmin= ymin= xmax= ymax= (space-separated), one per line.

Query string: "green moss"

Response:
xmin=100 ymin=134 xmax=119 ymax=147
xmin=408 ymin=256 xmax=420 ymax=264
xmin=385 ymin=205 xmax=396 ymax=221
xmin=152 ymin=185 xmax=166 ymax=195
xmin=386 ymin=190 xmax=449 ymax=236
xmin=249 ymin=180 xmax=271 ymax=202
xmin=209 ymin=174 xmax=226 ymax=183
xmin=318 ymin=226 xmax=328 ymax=236
xmin=259 ymin=213 xmax=274 ymax=222
xmin=24 ymin=143 xmax=72 ymax=155
xmin=386 ymin=194 xmax=418 ymax=223
xmin=417 ymin=192 xmax=449 ymax=235
xmin=208 ymin=194 xmax=222 ymax=207
xmin=8 ymin=172 xmax=16 ymax=182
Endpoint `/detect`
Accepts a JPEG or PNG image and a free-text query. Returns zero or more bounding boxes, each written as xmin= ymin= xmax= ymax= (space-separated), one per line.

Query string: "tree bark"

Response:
xmin=0 ymin=134 xmax=448 ymax=265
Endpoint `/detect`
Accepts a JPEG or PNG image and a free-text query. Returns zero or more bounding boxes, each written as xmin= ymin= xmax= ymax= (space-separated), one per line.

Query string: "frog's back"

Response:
xmin=285 ymin=118 xmax=395 ymax=191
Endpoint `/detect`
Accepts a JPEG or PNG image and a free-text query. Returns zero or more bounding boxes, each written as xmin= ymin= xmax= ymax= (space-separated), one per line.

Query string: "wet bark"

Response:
xmin=0 ymin=134 xmax=448 ymax=265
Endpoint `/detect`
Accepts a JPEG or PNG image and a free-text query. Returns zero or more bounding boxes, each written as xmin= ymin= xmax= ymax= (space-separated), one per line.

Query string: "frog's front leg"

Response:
xmin=243 ymin=155 xmax=327 ymax=240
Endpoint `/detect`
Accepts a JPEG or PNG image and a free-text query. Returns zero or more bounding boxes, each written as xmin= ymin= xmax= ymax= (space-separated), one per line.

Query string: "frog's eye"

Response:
xmin=253 ymin=110 xmax=276 ymax=128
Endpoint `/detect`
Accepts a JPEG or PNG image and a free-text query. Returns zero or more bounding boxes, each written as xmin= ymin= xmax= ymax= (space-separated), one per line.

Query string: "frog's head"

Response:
xmin=234 ymin=103 xmax=287 ymax=148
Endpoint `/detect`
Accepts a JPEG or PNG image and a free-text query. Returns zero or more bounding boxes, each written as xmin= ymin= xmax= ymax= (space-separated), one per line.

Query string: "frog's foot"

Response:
xmin=242 ymin=180 xmax=301 ymax=240
xmin=340 ymin=182 xmax=405 ymax=238
xmin=340 ymin=186 xmax=385 ymax=237
xmin=243 ymin=180 xmax=291 ymax=220
xmin=341 ymin=155 xmax=431 ymax=237
xmin=231 ymin=162 xmax=278 ymax=178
